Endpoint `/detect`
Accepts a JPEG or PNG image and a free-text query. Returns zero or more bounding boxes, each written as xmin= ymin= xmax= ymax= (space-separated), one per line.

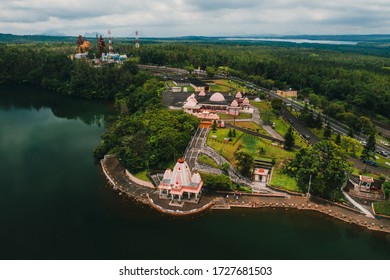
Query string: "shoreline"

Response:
xmin=101 ymin=155 xmax=390 ymax=234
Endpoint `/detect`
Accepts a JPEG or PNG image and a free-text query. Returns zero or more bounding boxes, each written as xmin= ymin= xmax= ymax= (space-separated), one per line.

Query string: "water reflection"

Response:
xmin=0 ymin=85 xmax=114 ymax=126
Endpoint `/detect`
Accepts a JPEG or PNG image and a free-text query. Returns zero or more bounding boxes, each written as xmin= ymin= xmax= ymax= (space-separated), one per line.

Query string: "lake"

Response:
xmin=0 ymin=86 xmax=389 ymax=260
xmin=223 ymin=38 xmax=358 ymax=45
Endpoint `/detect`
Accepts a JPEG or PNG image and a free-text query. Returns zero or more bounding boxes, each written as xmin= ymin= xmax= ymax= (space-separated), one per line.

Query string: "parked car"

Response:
xmin=362 ymin=158 xmax=378 ymax=167
xmin=304 ymin=134 xmax=311 ymax=140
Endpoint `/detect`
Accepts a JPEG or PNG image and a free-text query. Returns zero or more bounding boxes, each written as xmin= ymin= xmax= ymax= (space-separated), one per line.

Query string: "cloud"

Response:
xmin=0 ymin=0 xmax=389 ymax=36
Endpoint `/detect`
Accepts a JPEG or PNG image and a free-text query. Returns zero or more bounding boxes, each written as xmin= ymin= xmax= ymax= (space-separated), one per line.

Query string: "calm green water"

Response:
xmin=0 ymin=86 xmax=389 ymax=260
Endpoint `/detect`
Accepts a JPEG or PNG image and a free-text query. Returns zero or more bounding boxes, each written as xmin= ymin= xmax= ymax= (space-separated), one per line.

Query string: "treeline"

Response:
xmin=122 ymin=43 xmax=390 ymax=121
xmin=0 ymin=45 xmax=146 ymax=100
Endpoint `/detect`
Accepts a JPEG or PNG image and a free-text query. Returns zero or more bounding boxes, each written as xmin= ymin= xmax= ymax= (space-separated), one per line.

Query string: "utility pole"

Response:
xmin=307 ymin=174 xmax=312 ymax=199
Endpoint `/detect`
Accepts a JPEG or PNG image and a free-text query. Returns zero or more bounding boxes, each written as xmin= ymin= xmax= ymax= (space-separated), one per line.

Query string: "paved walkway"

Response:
xmin=218 ymin=193 xmax=390 ymax=234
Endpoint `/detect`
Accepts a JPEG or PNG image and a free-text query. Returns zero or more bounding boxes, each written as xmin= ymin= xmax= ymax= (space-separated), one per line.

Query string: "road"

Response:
xmin=228 ymin=75 xmax=390 ymax=154
xmin=267 ymin=90 xmax=390 ymax=154
xmin=281 ymin=108 xmax=320 ymax=145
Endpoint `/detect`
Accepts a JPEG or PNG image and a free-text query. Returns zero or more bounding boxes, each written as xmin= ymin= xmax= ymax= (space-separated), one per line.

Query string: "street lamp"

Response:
xmin=307 ymin=174 xmax=312 ymax=199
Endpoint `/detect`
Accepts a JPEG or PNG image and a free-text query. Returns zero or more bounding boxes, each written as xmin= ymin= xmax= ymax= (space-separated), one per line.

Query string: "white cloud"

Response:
xmin=0 ymin=0 xmax=389 ymax=36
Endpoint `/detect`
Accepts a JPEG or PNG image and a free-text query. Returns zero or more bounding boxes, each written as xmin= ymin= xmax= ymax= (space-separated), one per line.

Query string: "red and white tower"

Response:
xmin=135 ymin=31 xmax=140 ymax=48
xmin=108 ymin=30 xmax=114 ymax=53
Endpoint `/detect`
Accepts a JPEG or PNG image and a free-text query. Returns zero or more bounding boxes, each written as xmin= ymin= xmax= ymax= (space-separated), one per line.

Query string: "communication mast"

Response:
xmin=108 ymin=30 xmax=114 ymax=53
xmin=135 ymin=31 xmax=140 ymax=48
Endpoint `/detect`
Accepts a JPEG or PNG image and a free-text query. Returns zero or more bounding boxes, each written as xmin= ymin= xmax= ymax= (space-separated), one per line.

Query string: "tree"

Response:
xmin=206 ymin=66 xmax=216 ymax=78
xmin=382 ymin=180 xmax=390 ymax=199
xmin=220 ymin=162 xmax=230 ymax=174
xmin=234 ymin=151 xmax=254 ymax=178
xmin=284 ymin=126 xmax=295 ymax=150
xmin=212 ymin=120 xmax=217 ymax=131
xmin=361 ymin=130 xmax=376 ymax=161
xmin=201 ymin=173 xmax=232 ymax=191
xmin=340 ymin=136 xmax=360 ymax=157
xmin=314 ymin=113 xmax=323 ymax=129
xmin=184 ymin=64 xmax=195 ymax=74
xmin=335 ymin=133 xmax=341 ymax=145
xmin=323 ymin=122 xmax=332 ymax=139
xmin=308 ymin=93 xmax=321 ymax=108
xmin=228 ymin=129 xmax=233 ymax=138
xmin=261 ymin=110 xmax=275 ymax=125
xmin=286 ymin=140 xmax=352 ymax=199
xmin=270 ymin=99 xmax=283 ymax=114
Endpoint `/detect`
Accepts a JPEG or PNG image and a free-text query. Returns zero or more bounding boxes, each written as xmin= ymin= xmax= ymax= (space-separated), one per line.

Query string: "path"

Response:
xmin=184 ymin=125 xmax=289 ymax=196
xmin=342 ymin=179 xmax=375 ymax=218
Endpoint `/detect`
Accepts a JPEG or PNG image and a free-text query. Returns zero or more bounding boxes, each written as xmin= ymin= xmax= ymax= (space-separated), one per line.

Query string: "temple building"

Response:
xmin=182 ymin=91 xmax=252 ymax=120
xmin=158 ymin=158 xmax=203 ymax=206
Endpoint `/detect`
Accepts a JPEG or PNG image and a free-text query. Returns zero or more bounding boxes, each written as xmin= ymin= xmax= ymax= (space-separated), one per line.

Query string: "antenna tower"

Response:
xmin=135 ymin=31 xmax=140 ymax=48
xmin=108 ymin=30 xmax=114 ymax=53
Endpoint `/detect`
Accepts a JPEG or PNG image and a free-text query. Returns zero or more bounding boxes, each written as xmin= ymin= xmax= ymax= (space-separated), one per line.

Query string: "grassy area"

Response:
xmin=373 ymin=201 xmax=390 ymax=216
xmin=209 ymin=127 xmax=244 ymax=141
xmin=273 ymin=118 xmax=308 ymax=148
xmin=251 ymin=101 xmax=307 ymax=148
xmin=233 ymin=121 xmax=269 ymax=135
xmin=270 ymin=169 xmax=300 ymax=192
xmin=207 ymin=127 xmax=301 ymax=192
xmin=166 ymin=81 xmax=175 ymax=87
xmin=251 ymin=100 xmax=271 ymax=112
xmin=184 ymin=86 xmax=195 ymax=92
xmin=198 ymin=154 xmax=220 ymax=169
xmin=134 ymin=170 xmax=152 ymax=183
xmin=212 ymin=79 xmax=257 ymax=94
xmin=207 ymin=128 xmax=295 ymax=167
xmin=219 ymin=113 xmax=252 ymax=120
xmin=210 ymin=84 xmax=231 ymax=92
xmin=351 ymin=168 xmax=383 ymax=180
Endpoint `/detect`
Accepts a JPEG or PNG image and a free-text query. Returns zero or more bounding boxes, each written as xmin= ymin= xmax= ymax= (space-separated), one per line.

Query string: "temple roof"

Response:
xmin=210 ymin=92 xmax=225 ymax=102
xmin=242 ymin=97 xmax=250 ymax=105
xmin=231 ymin=100 xmax=239 ymax=107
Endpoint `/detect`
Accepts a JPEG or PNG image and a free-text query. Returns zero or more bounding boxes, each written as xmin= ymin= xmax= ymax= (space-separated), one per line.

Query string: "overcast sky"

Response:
xmin=1 ymin=0 xmax=389 ymax=37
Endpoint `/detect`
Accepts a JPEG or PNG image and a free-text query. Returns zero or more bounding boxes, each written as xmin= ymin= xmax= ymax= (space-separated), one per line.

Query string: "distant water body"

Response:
xmin=224 ymin=38 xmax=359 ymax=45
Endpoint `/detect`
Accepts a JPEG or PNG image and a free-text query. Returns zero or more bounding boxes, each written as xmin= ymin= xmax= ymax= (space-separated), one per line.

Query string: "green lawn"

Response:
xmin=166 ymin=81 xmax=175 ymax=87
xmin=212 ymin=79 xmax=256 ymax=94
xmin=270 ymin=169 xmax=300 ymax=192
xmin=373 ymin=201 xmax=390 ymax=216
xmin=233 ymin=121 xmax=270 ymax=136
xmin=134 ymin=170 xmax=152 ymax=183
xmin=198 ymin=154 xmax=220 ymax=169
xmin=210 ymin=84 xmax=231 ymax=92
xmin=207 ymin=127 xmax=301 ymax=192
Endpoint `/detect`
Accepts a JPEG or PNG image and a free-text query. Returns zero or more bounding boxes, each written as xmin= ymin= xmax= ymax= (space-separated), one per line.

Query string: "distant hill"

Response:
xmin=0 ymin=33 xmax=74 ymax=43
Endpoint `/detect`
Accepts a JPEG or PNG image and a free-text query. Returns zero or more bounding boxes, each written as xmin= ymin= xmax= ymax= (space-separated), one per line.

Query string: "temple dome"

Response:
xmin=191 ymin=172 xmax=202 ymax=184
xmin=163 ymin=168 xmax=172 ymax=180
xmin=198 ymin=90 xmax=206 ymax=97
xmin=230 ymin=100 xmax=239 ymax=107
xmin=209 ymin=92 xmax=225 ymax=102
xmin=242 ymin=97 xmax=250 ymax=105
xmin=170 ymin=158 xmax=192 ymax=187
xmin=235 ymin=91 xmax=242 ymax=99
xmin=183 ymin=96 xmax=198 ymax=108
